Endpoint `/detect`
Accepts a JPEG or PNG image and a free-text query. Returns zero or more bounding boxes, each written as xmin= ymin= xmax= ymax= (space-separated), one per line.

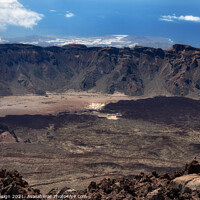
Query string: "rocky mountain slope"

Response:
xmin=0 ymin=43 xmax=200 ymax=97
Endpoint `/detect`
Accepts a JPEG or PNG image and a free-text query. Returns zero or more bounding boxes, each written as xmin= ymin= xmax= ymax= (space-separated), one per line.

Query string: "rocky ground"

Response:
xmin=1 ymin=159 xmax=200 ymax=199
xmin=1 ymin=95 xmax=200 ymax=194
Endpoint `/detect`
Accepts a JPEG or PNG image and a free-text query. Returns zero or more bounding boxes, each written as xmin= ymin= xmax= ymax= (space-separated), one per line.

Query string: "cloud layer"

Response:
xmin=2 ymin=35 xmax=173 ymax=49
xmin=0 ymin=0 xmax=44 ymax=29
xmin=160 ymin=14 xmax=200 ymax=23
xmin=65 ymin=11 xmax=75 ymax=18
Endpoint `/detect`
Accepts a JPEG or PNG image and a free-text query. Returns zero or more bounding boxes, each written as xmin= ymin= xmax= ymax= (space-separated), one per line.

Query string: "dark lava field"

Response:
xmin=0 ymin=96 xmax=200 ymax=193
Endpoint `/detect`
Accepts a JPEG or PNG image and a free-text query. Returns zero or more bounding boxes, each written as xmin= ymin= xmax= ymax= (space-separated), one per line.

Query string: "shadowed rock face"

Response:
xmin=0 ymin=43 xmax=200 ymax=96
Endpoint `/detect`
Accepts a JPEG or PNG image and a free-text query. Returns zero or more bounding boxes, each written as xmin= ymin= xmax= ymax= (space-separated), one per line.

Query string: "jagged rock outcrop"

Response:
xmin=172 ymin=158 xmax=200 ymax=195
xmin=0 ymin=124 xmax=19 ymax=143
xmin=0 ymin=169 xmax=41 ymax=200
xmin=185 ymin=157 xmax=200 ymax=174
xmin=1 ymin=159 xmax=200 ymax=199
xmin=0 ymin=131 xmax=17 ymax=143
xmin=172 ymin=174 xmax=200 ymax=194
xmin=0 ymin=43 xmax=200 ymax=97
xmin=47 ymin=159 xmax=200 ymax=200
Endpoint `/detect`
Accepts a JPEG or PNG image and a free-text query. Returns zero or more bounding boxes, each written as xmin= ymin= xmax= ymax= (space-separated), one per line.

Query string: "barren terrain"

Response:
xmin=0 ymin=92 xmax=200 ymax=194
xmin=0 ymin=92 xmax=133 ymax=117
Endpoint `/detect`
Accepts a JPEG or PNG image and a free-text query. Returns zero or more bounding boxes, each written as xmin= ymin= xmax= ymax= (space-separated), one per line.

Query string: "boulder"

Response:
xmin=172 ymin=174 xmax=200 ymax=193
xmin=0 ymin=131 xmax=18 ymax=143
xmin=146 ymin=188 xmax=164 ymax=200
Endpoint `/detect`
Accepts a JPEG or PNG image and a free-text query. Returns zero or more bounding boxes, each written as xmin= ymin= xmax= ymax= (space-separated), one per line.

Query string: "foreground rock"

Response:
xmin=50 ymin=159 xmax=200 ymax=199
xmin=0 ymin=169 xmax=41 ymax=200
xmin=1 ymin=159 xmax=200 ymax=199
xmin=171 ymin=157 xmax=200 ymax=194
xmin=172 ymin=174 xmax=200 ymax=194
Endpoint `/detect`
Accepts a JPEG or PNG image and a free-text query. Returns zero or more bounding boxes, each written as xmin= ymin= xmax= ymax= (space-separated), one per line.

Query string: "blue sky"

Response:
xmin=0 ymin=0 xmax=200 ymax=47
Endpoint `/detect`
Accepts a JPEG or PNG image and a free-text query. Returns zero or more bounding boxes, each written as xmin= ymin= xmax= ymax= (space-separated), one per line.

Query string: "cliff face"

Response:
xmin=0 ymin=43 xmax=200 ymax=96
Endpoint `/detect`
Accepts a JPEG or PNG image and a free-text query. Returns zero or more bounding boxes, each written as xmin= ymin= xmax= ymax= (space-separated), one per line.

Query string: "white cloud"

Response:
xmin=160 ymin=15 xmax=174 ymax=22
xmin=46 ymin=35 xmax=140 ymax=48
xmin=179 ymin=15 xmax=200 ymax=22
xmin=160 ymin=14 xmax=200 ymax=23
xmin=0 ymin=0 xmax=44 ymax=29
xmin=65 ymin=11 xmax=75 ymax=18
xmin=50 ymin=10 xmax=56 ymax=12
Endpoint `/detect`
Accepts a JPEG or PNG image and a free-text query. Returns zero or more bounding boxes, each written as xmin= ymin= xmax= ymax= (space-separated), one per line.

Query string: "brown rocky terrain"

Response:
xmin=0 ymin=96 xmax=200 ymax=194
xmin=0 ymin=43 xmax=200 ymax=97
xmin=1 ymin=43 xmax=200 ymax=198
xmin=1 ymin=159 xmax=200 ymax=199
xmin=0 ymin=169 xmax=41 ymax=199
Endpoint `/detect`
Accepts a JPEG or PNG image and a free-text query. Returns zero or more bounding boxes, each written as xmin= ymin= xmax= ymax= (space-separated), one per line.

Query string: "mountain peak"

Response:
xmin=172 ymin=44 xmax=199 ymax=52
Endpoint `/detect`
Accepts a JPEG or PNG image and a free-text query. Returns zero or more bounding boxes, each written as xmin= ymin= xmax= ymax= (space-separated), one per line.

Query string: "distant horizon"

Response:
xmin=0 ymin=0 xmax=200 ymax=48
xmin=0 ymin=34 xmax=175 ymax=49
xmin=1 ymin=34 xmax=200 ymax=49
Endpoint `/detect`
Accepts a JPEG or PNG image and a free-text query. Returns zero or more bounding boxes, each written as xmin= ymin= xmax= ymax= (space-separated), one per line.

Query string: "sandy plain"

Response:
xmin=0 ymin=91 xmax=134 ymax=117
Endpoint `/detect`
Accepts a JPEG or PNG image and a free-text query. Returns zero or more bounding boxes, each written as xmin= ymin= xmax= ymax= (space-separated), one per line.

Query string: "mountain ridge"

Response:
xmin=0 ymin=43 xmax=200 ymax=97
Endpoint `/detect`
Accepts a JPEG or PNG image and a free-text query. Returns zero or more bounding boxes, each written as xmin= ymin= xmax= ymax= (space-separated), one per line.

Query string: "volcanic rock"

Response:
xmin=172 ymin=174 xmax=200 ymax=193
xmin=0 ymin=124 xmax=19 ymax=143
xmin=1 ymin=43 xmax=200 ymax=97
xmin=1 ymin=160 xmax=200 ymax=199
xmin=0 ymin=131 xmax=17 ymax=143
xmin=0 ymin=131 xmax=18 ymax=143
xmin=184 ymin=157 xmax=200 ymax=174
xmin=0 ymin=169 xmax=41 ymax=200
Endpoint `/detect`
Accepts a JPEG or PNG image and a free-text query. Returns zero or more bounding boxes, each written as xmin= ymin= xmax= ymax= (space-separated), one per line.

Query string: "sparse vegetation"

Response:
xmin=0 ymin=96 xmax=200 ymax=194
